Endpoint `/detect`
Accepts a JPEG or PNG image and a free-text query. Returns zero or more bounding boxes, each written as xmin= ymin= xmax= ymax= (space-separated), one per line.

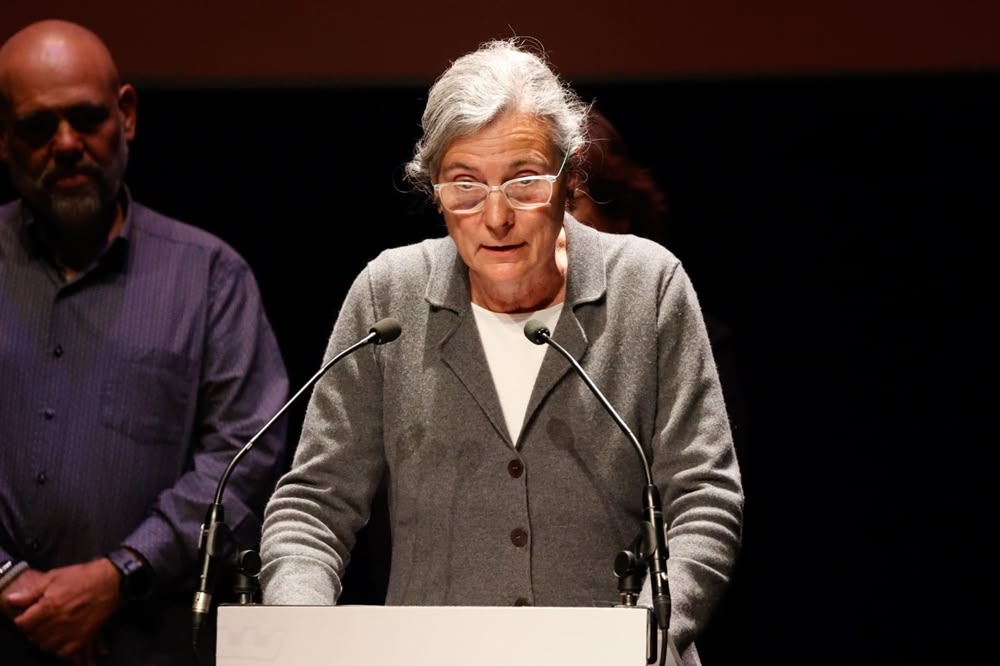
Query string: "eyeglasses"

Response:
xmin=433 ymin=152 xmax=568 ymax=214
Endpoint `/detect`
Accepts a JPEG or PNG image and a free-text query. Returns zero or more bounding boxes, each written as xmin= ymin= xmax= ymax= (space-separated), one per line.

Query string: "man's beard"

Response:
xmin=11 ymin=132 xmax=129 ymax=230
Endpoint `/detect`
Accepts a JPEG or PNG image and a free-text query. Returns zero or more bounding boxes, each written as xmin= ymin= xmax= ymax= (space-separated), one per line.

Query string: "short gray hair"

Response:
xmin=404 ymin=37 xmax=590 ymax=196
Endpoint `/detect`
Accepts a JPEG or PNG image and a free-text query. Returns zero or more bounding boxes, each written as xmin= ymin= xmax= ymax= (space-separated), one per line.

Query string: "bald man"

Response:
xmin=0 ymin=20 xmax=291 ymax=665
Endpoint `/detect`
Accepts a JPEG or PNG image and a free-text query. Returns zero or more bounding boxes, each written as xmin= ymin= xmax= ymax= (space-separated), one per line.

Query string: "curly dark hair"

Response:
xmin=572 ymin=107 xmax=669 ymax=244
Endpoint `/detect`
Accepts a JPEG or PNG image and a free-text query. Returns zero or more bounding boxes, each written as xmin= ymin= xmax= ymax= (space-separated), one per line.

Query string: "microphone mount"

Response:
xmin=523 ymin=320 xmax=671 ymax=636
xmin=192 ymin=317 xmax=402 ymax=652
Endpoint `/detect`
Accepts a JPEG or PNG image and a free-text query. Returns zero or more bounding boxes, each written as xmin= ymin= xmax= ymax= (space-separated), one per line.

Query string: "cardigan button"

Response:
xmin=510 ymin=528 xmax=528 ymax=548
xmin=507 ymin=459 xmax=524 ymax=478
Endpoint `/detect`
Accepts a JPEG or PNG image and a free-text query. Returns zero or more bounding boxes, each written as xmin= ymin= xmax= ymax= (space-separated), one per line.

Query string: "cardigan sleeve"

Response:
xmin=259 ymin=265 xmax=387 ymax=604
xmin=651 ymin=260 xmax=745 ymax=651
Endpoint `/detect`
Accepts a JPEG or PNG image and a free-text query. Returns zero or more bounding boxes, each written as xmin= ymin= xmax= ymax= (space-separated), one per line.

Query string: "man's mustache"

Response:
xmin=41 ymin=163 xmax=102 ymax=188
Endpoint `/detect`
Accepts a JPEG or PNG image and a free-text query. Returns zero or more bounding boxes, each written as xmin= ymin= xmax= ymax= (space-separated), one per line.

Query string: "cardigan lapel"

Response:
xmin=426 ymin=243 xmax=512 ymax=445
xmin=522 ymin=216 xmax=608 ymax=437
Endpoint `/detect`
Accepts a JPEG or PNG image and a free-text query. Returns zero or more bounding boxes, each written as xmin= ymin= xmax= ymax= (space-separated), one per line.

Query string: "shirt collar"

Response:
xmin=20 ymin=185 xmax=134 ymax=278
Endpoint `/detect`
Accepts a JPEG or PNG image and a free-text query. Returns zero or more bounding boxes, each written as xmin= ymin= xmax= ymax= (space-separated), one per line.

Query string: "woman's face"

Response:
xmin=436 ymin=111 xmax=570 ymax=312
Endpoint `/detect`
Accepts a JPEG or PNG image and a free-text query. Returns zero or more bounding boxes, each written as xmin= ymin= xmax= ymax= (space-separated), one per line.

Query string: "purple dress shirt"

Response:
xmin=0 ymin=192 xmax=290 ymax=663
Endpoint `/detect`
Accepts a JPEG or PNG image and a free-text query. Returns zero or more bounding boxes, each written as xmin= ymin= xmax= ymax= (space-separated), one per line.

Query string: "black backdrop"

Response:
xmin=2 ymin=71 xmax=997 ymax=665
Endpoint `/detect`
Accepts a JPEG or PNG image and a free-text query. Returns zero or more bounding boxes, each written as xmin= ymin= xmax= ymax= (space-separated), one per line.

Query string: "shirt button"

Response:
xmin=510 ymin=528 xmax=528 ymax=548
xmin=43 ymin=408 xmax=55 ymax=420
xmin=514 ymin=597 xmax=531 ymax=606
xmin=29 ymin=539 xmax=41 ymax=552
xmin=36 ymin=472 xmax=48 ymax=485
xmin=507 ymin=459 xmax=524 ymax=478
xmin=53 ymin=345 xmax=63 ymax=358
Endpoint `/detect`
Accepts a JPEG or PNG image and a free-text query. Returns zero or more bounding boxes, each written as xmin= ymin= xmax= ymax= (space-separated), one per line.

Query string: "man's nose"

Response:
xmin=51 ymin=119 xmax=84 ymax=154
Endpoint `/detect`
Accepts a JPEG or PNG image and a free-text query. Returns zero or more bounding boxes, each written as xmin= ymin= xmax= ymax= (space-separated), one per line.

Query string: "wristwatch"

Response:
xmin=107 ymin=547 xmax=153 ymax=601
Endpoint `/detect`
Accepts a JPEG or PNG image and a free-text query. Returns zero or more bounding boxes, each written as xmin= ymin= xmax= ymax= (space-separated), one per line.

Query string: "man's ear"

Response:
xmin=118 ymin=84 xmax=137 ymax=141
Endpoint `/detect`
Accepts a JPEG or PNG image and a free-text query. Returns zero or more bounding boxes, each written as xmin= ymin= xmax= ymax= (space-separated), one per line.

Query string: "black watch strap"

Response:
xmin=107 ymin=547 xmax=153 ymax=601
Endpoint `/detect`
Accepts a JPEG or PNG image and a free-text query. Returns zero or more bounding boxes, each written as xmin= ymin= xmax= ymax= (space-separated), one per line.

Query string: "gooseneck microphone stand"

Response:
xmin=191 ymin=317 xmax=402 ymax=655
xmin=524 ymin=320 xmax=670 ymax=666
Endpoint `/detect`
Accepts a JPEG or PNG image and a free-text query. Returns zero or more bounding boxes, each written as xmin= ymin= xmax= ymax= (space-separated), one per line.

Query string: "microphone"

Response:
xmin=523 ymin=320 xmax=671 ymax=632
xmin=192 ymin=317 xmax=402 ymax=649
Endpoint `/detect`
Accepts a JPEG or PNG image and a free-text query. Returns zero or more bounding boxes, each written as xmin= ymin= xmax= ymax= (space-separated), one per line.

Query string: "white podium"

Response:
xmin=217 ymin=604 xmax=669 ymax=665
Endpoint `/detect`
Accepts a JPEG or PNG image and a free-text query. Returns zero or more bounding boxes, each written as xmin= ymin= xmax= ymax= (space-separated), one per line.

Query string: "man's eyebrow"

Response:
xmin=16 ymin=102 xmax=108 ymax=120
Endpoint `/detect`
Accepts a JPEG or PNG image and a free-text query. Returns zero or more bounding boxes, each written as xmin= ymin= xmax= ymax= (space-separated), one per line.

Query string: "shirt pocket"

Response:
xmin=100 ymin=347 xmax=195 ymax=445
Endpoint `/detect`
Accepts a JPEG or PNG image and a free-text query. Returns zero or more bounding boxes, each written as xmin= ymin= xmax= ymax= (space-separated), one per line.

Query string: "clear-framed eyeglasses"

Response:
xmin=433 ymin=152 xmax=569 ymax=214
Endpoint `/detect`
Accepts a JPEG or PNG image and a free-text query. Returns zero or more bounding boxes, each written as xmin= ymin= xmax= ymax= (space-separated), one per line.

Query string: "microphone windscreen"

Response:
xmin=370 ymin=317 xmax=402 ymax=344
xmin=523 ymin=319 xmax=550 ymax=345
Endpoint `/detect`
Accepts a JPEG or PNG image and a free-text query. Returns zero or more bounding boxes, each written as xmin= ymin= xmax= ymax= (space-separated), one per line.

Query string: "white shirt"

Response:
xmin=471 ymin=302 xmax=564 ymax=445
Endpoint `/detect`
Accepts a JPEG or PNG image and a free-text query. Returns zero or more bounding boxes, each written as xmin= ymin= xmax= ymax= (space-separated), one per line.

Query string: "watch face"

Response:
xmin=124 ymin=561 xmax=153 ymax=600
xmin=110 ymin=550 xmax=153 ymax=601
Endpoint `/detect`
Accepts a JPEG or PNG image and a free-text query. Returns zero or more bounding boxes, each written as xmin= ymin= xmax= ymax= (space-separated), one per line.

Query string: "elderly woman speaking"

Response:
xmin=259 ymin=37 xmax=743 ymax=666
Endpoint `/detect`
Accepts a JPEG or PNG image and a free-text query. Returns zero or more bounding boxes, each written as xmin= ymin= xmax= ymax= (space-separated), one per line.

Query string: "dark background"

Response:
xmin=4 ymin=72 xmax=996 ymax=665
xmin=3 ymin=5 xmax=999 ymax=664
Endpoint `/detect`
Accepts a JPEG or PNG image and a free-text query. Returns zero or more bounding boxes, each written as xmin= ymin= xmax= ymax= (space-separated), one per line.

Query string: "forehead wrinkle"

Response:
xmin=440 ymin=155 xmax=550 ymax=175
